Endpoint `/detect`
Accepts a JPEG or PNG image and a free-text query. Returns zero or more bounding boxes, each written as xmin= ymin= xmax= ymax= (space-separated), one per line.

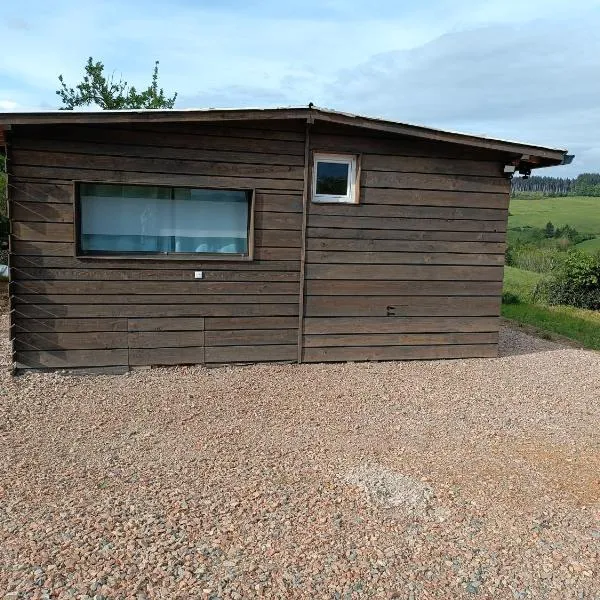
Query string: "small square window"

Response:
xmin=312 ymin=153 xmax=358 ymax=203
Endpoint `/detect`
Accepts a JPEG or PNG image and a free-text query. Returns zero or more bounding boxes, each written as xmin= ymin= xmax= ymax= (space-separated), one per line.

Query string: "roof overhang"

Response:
xmin=0 ymin=105 xmax=569 ymax=168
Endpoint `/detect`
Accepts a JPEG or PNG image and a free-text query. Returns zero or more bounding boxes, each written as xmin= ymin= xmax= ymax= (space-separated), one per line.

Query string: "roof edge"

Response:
xmin=0 ymin=105 xmax=568 ymax=166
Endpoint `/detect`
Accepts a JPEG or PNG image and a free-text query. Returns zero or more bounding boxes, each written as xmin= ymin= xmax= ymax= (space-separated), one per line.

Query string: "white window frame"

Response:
xmin=312 ymin=153 xmax=358 ymax=204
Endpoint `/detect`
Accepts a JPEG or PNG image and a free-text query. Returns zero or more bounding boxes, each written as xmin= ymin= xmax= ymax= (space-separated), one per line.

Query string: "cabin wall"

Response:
xmin=8 ymin=120 xmax=305 ymax=370
xmin=301 ymin=123 xmax=510 ymax=362
xmin=7 ymin=118 xmax=512 ymax=371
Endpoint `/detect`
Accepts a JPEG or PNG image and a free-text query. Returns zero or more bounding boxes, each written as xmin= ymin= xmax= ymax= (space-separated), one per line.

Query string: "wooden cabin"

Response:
xmin=0 ymin=107 xmax=568 ymax=373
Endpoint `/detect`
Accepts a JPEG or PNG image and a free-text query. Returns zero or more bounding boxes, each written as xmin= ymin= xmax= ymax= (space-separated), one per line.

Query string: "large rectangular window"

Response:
xmin=77 ymin=183 xmax=252 ymax=258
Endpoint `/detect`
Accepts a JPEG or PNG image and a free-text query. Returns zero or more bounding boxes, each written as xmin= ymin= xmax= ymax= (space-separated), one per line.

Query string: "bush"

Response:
xmin=508 ymin=245 xmax=565 ymax=273
xmin=535 ymin=250 xmax=600 ymax=309
xmin=502 ymin=292 xmax=521 ymax=305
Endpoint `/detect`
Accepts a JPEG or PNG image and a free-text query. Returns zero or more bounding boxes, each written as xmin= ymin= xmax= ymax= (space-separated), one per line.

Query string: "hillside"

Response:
xmin=509 ymin=196 xmax=600 ymax=235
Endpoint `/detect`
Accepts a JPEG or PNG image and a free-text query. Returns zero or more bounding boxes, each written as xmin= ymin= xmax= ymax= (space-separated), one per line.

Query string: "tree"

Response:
xmin=57 ymin=57 xmax=177 ymax=110
xmin=544 ymin=221 xmax=555 ymax=238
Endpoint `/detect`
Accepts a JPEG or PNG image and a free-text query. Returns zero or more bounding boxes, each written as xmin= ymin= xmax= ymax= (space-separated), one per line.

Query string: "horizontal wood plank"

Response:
xmin=303 ymin=344 xmax=498 ymax=362
xmin=205 ymin=329 xmax=297 ymax=346
xmin=19 ymin=124 xmax=306 ymax=155
xmin=13 ymin=303 xmax=299 ymax=319
xmin=11 ymin=149 xmax=305 ymax=181
xmin=12 ymin=222 xmax=73 ymax=242
xmin=14 ymin=281 xmax=296 ymax=296
xmin=14 ymin=318 xmax=128 ymax=333
xmin=306 ymin=264 xmax=503 ymax=281
xmin=309 ymin=203 xmax=505 ymax=221
xmin=361 ymin=154 xmax=503 ymax=177
xmin=11 ymin=201 xmax=73 ymax=223
xmin=14 ymin=331 xmax=127 ymax=351
xmin=12 ymin=137 xmax=306 ymax=166
xmin=15 ymin=349 xmax=129 ymax=368
xmin=305 ymin=250 xmax=504 ymax=266
xmin=306 ymin=238 xmax=505 ymax=254
xmin=304 ymin=316 xmax=500 ymax=335
xmin=206 ymin=317 xmax=298 ymax=330
xmin=310 ymin=130 xmax=506 ymax=161
xmin=305 ymin=280 xmax=502 ymax=296
xmin=15 ymin=294 xmax=298 ymax=305
xmin=10 ymin=254 xmax=300 ymax=271
xmin=11 ymin=165 xmax=305 ymax=192
xmin=129 ymin=346 xmax=204 ymax=366
xmin=307 ymin=215 xmax=506 ymax=232
xmin=304 ymin=332 xmax=498 ymax=347
xmin=127 ymin=317 xmax=205 ymax=332
xmin=12 ymin=267 xmax=300 ymax=282
xmin=307 ymin=227 xmax=506 ymax=243
xmin=360 ymin=188 xmax=509 ymax=209
xmin=205 ymin=344 xmax=296 ymax=363
xmin=305 ymin=296 xmax=501 ymax=317
xmin=128 ymin=331 xmax=205 ymax=349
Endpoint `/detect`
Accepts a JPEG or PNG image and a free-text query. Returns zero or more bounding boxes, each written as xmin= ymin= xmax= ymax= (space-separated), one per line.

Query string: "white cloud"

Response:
xmin=1 ymin=0 xmax=600 ymax=174
xmin=0 ymin=100 xmax=18 ymax=110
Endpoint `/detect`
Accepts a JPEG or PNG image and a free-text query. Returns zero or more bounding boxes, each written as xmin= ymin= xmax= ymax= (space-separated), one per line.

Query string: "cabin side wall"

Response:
xmin=8 ymin=120 xmax=305 ymax=370
xmin=302 ymin=123 xmax=511 ymax=362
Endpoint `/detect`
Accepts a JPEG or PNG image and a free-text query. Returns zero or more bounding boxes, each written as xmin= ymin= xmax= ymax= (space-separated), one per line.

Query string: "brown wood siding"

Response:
xmin=9 ymin=121 xmax=304 ymax=369
xmin=301 ymin=122 xmax=510 ymax=362
xmin=9 ymin=118 xmax=511 ymax=370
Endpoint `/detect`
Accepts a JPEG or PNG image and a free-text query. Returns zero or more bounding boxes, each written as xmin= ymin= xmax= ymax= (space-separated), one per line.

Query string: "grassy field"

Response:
xmin=576 ymin=236 xmax=600 ymax=252
xmin=509 ymin=196 xmax=600 ymax=235
xmin=502 ymin=266 xmax=600 ymax=350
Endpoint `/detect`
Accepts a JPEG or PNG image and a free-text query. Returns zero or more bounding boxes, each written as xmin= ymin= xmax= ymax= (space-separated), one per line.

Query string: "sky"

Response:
xmin=2 ymin=0 xmax=600 ymax=176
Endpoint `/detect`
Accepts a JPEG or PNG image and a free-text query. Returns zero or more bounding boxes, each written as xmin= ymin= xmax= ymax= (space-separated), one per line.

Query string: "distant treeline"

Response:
xmin=511 ymin=173 xmax=600 ymax=197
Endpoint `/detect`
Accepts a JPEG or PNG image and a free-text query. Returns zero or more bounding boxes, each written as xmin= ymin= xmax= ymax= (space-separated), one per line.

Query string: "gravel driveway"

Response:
xmin=1 ymin=314 xmax=599 ymax=599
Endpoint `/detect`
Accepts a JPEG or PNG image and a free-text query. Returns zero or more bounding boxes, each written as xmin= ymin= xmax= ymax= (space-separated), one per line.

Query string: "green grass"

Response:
xmin=509 ymin=196 xmax=600 ymax=235
xmin=502 ymin=303 xmax=600 ymax=350
xmin=503 ymin=266 xmax=542 ymax=302
xmin=502 ymin=266 xmax=600 ymax=350
xmin=576 ymin=236 xmax=600 ymax=252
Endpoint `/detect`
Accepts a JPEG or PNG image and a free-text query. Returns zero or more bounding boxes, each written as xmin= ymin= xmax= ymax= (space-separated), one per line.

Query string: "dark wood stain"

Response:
xmin=8 ymin=118 xmax=511 ymax=370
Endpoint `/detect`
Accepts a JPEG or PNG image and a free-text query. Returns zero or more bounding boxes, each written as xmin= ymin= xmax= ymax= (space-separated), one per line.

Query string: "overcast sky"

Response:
xmin=2 ymin=0 xmax=600 ymax=176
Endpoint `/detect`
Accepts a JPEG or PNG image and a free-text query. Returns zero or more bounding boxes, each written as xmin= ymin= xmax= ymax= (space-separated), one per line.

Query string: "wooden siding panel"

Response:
xmin=307 ymin=238 xmax=505 ymax=254
xmin=310 ymin=129 xmax=507 ymax=161
xmin=14 ymin=318 xmax=128 ymax=333
xmin=304 ymin=332 xmax=498 ymax=347
xmin=205 ymin=344 xmax=297 ymax=363
xmin=14 ymin=294 xmax=298 ymax=305
xmin=362 ymin=171 xmax=506 ymax=193
xmin=361 ymin=154 xmax=503 ymax=177
xmin=13 ymin=303 xmax=299 ymax=319
xmin=307 ymin=215 xmax=506 ymax=232
xmin=306 ymin=264 xmax=504 ymax=281
xmin=9 ymin=119 xmax=510 ymax=370
xmin=303 ymin=344 xmax=498 ymax=362
xmin=11 ymin=149 xmax=305 ymax=181
xmin=15 ymin=349 xmax=129 ymax=369
xmin=12 ymin=267 xmax=300 ymax=282
xmin=14 ymin=331 xmax=127 ymax=351
xmin=360 ymin=188 xmax=509 ymax=209
xmin=304 ymin=296 xmax=501 ymax=317
xmin=307 ymin=228 xmax=506 ymax=243
xmin=305 ymin=251 xmax=504 ymax=266
xmin=205 ymin=329 xmax=297 ymax=346
xmin=309 ymin=203 xmax=506 ymax=221
xmin=304 ymin=316 xmax=500 ymax=335
xmin=305 ymin=280 xmax=503 ymax=296
xmin=128 ymin=331 xmax=205 ymax=349
xmin=129 ymin=347 xmax=204 ymax=366
xmin=206 ymin=317 xmax=298 ymax=330
xmin=127 ymin=317 xmax=205 ymax=332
